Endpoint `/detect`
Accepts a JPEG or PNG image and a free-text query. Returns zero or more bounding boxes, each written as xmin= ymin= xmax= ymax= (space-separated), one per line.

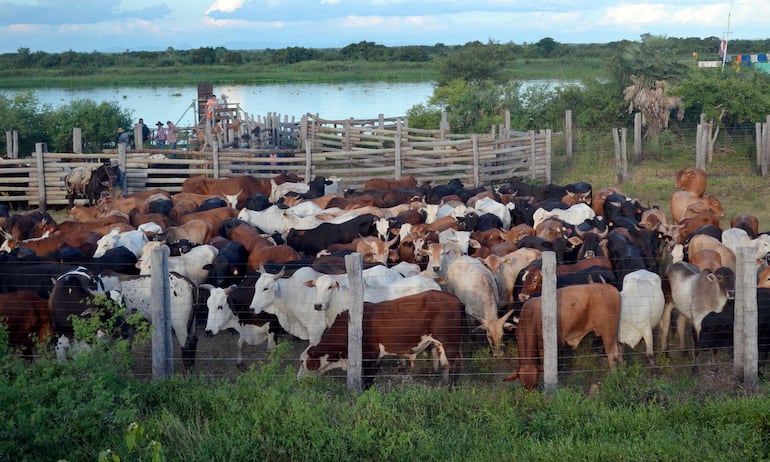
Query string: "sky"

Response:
xmin=0 ymin=0 xmax=765 ymax=54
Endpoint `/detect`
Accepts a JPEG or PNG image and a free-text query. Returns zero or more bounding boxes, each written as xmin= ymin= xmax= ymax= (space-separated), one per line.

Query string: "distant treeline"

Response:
xmin=2 ymin=36 xmax=769 ymax=70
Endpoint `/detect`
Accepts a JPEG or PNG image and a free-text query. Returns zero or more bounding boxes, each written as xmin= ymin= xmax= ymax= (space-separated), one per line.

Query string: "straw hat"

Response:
xmin=117 ymin=128 xmax=125 ymax=133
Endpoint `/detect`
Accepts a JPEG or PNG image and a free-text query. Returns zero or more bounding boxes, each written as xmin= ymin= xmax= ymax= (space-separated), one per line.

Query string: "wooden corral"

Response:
xmin=1 ymin=116 xmax=552 ymax=208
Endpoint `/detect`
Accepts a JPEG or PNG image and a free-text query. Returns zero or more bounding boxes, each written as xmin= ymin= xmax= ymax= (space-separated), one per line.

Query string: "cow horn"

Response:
xmin=499 ymin=309 xmax=516 ymax=323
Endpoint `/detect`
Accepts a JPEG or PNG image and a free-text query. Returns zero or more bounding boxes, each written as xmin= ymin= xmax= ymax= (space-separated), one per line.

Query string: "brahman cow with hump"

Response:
xmin=423 ymin=241 xmax=516 ymax=357
xmin=298 ymin=290 xmax=464 ymax=387
xmin=660 ymin=262 xmax=735 ymax=357
xmin=504 ymin=282 xmax=622 ymax=390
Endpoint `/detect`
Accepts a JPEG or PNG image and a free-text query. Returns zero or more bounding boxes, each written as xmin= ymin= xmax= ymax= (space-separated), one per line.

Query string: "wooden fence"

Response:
xmin=1 ymin=121 xmax=551 ymax=209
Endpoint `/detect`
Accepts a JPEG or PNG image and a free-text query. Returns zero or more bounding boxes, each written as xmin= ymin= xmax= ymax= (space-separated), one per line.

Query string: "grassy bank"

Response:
xmin=4 ymin=340 xmax=770 ymax=462
xmin=0 ymin=57 xmax=603 ymax=89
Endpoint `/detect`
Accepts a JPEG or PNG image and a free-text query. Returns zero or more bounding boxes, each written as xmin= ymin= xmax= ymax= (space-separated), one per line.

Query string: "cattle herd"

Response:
xmin=1 ymin=167 xmax=770 ymax=390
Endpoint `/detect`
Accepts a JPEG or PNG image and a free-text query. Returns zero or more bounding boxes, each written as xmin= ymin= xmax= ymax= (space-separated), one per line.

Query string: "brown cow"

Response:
xmin=504 ymin=283 xmax=622 ymax=390
xmin=731 ymin=214 xmax=759 ymax=238
xmin=175 ymin=207 xmax=238 ymax=242
xmin=676 ymin=210 xmax=723 ymax=242
xmin=687 ymin=234 xmax=736 ymax=271
xmin=0 ymin=290 xmax=54 ymax=358
xmin=162 ymin=219 xmax=213 ymax=246
xmin=689 ymin=248 xmax=723 ymax=272
xmin=517 ymin=256 xmax=614 ymax=302
xmin=2 ymin=229 xmax=103 ymax=257
xmin=247 ymin=244 xmax=302 ymax=272
xmin=363 ymin=175 xmax=418 ymax=191
xmin=299 ymin=290 xmax=463 ymax=386
xmin=182 ymin=174 xmax=297 ymax=200
xmin=671 ymin=191 xmax=724 ymax=224
xmin=675 ymin=168 xmax=708 ymax=197
xmin=591 ymin=186 xmax=623 ymax=217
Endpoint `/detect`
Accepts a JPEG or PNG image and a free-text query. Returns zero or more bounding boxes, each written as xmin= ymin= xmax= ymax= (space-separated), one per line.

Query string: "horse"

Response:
xmin=64 ymin=162 xmax=120 ymax=208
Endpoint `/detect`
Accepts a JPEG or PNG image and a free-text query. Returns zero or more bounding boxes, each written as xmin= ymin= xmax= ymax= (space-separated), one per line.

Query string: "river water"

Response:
xmin=2 ymin=81 xmax=437 ymax=128
xmin=1 ymin=79 xmax=573 ymax=129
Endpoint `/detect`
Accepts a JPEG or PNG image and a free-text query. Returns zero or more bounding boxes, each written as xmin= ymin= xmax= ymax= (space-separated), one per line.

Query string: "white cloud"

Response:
xmin=205 ymin=0 xmax=246 ymax=15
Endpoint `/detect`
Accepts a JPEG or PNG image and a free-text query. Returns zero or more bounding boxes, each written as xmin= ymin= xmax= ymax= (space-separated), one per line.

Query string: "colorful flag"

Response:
xmin=719 ymin=38 xmax=727 ymax=58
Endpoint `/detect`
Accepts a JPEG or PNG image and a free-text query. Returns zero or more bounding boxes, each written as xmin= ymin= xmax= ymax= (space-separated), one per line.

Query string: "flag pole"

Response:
xmin=721 ymin=0 xmax=734 ymax=72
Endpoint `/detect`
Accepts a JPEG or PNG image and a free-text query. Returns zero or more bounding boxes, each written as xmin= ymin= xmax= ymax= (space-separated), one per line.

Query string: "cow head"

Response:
xmin=306 ymin=274 xmax=340 ymax=311
xmin=201 ymin=284 xmax=237 ymax=336
xmin=250 ymin=265 xmax=284 ymax=313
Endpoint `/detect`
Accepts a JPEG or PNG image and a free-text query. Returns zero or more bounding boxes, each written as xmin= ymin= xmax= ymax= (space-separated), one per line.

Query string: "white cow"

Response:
xmin=424 ymin=241 xmax=515 ymax=357
xmin=721 ymin=227 xmax=770 ymax=264
xmin=438 ymin=228 xmax=480 ymax=255
xmin=310 ymin=272 xmax=441 ymax=311
xmin=92 ymin=228 xmax=148 ymax=259
xmin=249 ymin=266 xmax=342 ymax=345
xmin=532 ymin=202 xmax=595 ymax=229
xmin=137 ymin=243 xmax=218 ymax=285
xmin=618 ymin=269 xmax=665 ymax=365
xmin=472 ymin=196 xmax=515 ymax=230
xmin=99 ymin=270 xmax=197 ymax=363
xmin=201 ymin=284 xmax=276 ymax=367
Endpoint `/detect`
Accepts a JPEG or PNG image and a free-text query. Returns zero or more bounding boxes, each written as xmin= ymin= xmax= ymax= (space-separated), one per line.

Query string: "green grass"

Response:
xmin=0 ymin=57 xmax=603 ymax=89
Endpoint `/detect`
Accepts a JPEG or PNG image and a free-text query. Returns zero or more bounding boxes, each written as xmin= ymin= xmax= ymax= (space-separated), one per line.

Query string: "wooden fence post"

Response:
xmin=35 ymin=143 xmax=46 ymax=210
xmin=529 ymin=130 xmax=536 ymax=181
xmin=394 ymin=119 xmax=403 ymax=179
xmin=346 ymin=252 xmax=364 ymax=393
xmin=613 ymin=128 xmax=623 ymax=184
xmin=695 ymin=123 xmax=706 ymax=169
xmin=118 ymin=143 xmax=128 ymax=193
xmin=565 ymin=109 xmax=573 ymax=159
xmin=545 ymin=129 xmax=552 ymax=184
xmin=734 ymin=246 xmax=758 ymax=386
xmin=541 ymin=251 xmax=558 ymax=394
xmin=472 ymin=134 xmax=480 ymax=187
xmin=305 ymin=140 xmax=312 ymax=182
xmin=73 ymin=127 xmax=82 ymax=154
xmin=634 ymin=112 xmax=642 ymax=163
xmin=5 ymin=130 xmax=11 ymax=158
xmin=134 ymin=124 xmax=143 ymax=150
xmin=440 ymin=111 xmax=448 ymax=142
xmin=755 ymin=122 xmax=762 ymax=173
xmin=212 ymin=139 xmax=220 ymax=178
xmin=620 ymin=127 xmax=628 ymax=181
xmin=12 ymin=131 xmax=18 ymax=159
xmin=763 ymin=115 xmax=770 ymax=177
xmin=151 ymin=245 xmax=173 ymax=379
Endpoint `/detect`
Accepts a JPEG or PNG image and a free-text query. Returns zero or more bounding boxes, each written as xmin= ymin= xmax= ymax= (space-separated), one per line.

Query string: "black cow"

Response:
xmin=203 ymin=240 xmax=249 ymax=288
xmin=699 ymin=289 xmax=770 ymax=366
xmin=245 ymin=193 xmax=271 ymax=211
xmin=287 ymin=213 xmax=377 ymax=256
xmin=195 ymin=197 xmax=228 ymax=212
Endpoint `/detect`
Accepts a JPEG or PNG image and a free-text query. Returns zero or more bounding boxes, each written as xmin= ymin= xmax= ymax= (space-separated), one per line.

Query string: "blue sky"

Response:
xmin=0 ymin=0 xmax=764 ymax=53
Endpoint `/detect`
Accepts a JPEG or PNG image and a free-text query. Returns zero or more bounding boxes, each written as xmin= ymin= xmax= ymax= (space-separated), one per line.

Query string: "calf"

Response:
xmin=0 ymin=290 xmax=54 ymax=358
xmin=201 ymin=283 xmax=278 ymax=368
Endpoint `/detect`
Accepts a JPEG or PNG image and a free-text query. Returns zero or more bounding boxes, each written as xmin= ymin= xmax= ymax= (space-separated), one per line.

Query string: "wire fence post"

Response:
xmin=346 ymin=252 xmax=364 ymax=393
xmin=151 ymin=245 xmax=173 ymax=379
xmin=541 ymin=251 xmax=558 ymax=394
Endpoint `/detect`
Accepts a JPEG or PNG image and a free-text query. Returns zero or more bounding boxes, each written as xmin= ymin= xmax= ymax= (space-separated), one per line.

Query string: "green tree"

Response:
xmin=190 ymin=47 xmax=216 ymax=65
xmin=0 ymin=92 xmax=51 ymax=156
xmin=436 ymin=41 xmax=509 ymax=86
xmin=534 ymin=37 xmax=559 ymax=58
xmin=674 ymin=70 xmax=770 ymax=158
xmin=46 ymin=99 xmax=133 ymax=153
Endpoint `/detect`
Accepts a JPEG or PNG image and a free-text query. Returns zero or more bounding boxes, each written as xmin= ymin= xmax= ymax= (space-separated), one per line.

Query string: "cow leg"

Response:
xmin=236 ymin=336 xmax=246 ymax=371
xmin=181 ymin=334 xmax=198 ymax=370
xmin=676 ymin=313 xmax=690 ymax=356
xmin=658 ymin=299 xmax=675 ymax=354
xmin=690 ymin=325 xmax=700 ymax=374
xmin=642 ymin=326 xmax=655 ymax=367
